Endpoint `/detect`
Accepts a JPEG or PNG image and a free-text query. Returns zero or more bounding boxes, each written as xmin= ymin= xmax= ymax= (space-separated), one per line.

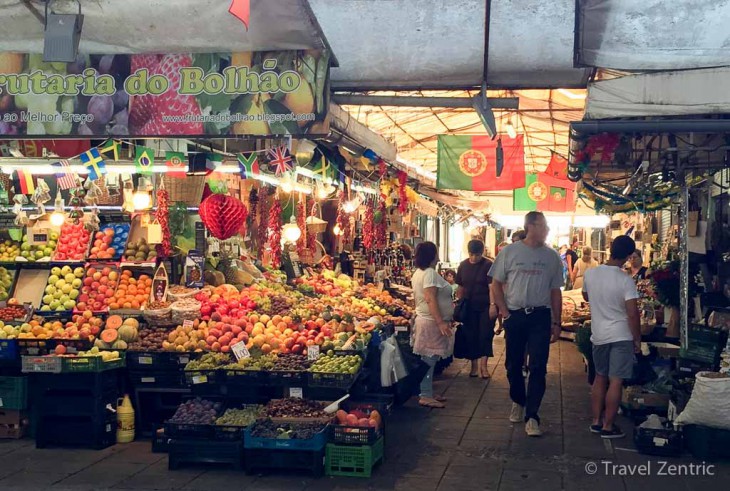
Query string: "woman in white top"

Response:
xmin=411 ymin=241 xmax=454 ymax=408
xmin=572 ymin=246 xmax=599 ymax=290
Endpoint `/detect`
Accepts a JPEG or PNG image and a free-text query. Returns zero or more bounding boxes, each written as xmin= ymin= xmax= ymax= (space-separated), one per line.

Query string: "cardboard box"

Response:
xmin=0 ymin=409 xmax=28 ymax=439
xmin=688 ymin=211 xmax=699 ymax=237
xmin=622 ymin=386 xmax=670 ymax=410
xmin=649 ymin=342 xmax=681 ymax=359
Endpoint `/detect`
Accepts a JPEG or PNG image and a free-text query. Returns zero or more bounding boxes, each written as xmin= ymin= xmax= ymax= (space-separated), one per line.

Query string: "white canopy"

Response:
xmin=585 ymin=67 xmax=730 ymax=119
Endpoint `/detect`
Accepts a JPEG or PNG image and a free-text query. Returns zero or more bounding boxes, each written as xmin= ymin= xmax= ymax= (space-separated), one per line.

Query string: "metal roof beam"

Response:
xmin=332 ymin=95 xmax=519 ymax=109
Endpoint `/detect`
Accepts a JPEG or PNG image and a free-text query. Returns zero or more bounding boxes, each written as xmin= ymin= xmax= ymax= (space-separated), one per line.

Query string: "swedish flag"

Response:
xmin=80 ymin=148 xmax=107 ymax=181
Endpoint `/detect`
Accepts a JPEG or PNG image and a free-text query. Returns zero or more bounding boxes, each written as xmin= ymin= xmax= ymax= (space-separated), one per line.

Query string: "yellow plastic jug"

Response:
xmin=116 ymin=394 xmax=135 ymax=443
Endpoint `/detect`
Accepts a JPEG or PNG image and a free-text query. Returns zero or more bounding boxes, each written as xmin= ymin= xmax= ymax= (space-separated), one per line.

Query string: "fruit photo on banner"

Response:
xmin=0 ymin=51 xmax=330 ymax=137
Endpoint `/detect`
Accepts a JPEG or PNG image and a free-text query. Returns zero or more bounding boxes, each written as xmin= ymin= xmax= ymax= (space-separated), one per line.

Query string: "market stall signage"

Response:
xmin=0 ymin=51 xmax=330 ymax=137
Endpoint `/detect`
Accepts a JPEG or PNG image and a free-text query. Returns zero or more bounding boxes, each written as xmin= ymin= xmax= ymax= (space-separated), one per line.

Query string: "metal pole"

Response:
xmin=679 ymin=178 xmax=689 ymax=349
xmin=332 ymin=95 xmax=519 ymax=109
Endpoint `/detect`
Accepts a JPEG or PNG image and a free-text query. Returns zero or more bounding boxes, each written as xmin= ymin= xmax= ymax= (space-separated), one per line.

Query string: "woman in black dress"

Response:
xmin=455 ymin=240 xmax=496 ymax=378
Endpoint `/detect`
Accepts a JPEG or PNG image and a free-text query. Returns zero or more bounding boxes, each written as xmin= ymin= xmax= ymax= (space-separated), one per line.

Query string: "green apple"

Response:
xmin=40 ymin=305 xmax=51 ymax=312
xmin=51 ymin=267 xmax=61 ymax=276
xmin=61 ymin=284 xmax=72 ymax=295
xmin=43 ymin=248 xmax=53 ymax=256
xmin=59 ymin=295 xmax=70 ymax=304
xmin=74 ymin=267 xmax=84 ymax=278
xmin=63 ymin=300 xmax=76 ymax=310
xmin=69 ymin=290 xmax=79 ymax=300
xmin=20 ymin=251 xmax=29 ymax=258
xmin=50 ymin=233 xmax=59 ymax=241
xmin=72 ymin=279 xmax=82 ymax=289
xmin=55 ymin=280 xmax=66 ymax=289
xmin=61 ymin=265 xmax=72 ymax=275
xmin=64 ymin=274 xmax=76 ymax=283
xmin=35 ymin=251 xmax=44 ymax=259
xmin=53 ymin=291 xmax=63 ymax=300
xmin=49 ymin=300 xmax=61 ymax=310
xmin=45 ymin=285 xmax=56 ymax=295
xmin=48 ymin=275 xmax=60 ymax=285
xmin=55 ymin=305 xmax=66 ymax=312
xmin=42 ymin=294 xmax=53 ymax=305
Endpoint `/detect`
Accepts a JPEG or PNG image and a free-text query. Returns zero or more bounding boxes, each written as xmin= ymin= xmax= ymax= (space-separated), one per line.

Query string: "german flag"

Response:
xmin=13 ymin=170 xmax=35 ymax=195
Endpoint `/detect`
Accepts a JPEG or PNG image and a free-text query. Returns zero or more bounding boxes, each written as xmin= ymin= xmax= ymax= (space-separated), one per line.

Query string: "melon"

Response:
xmin=100 ymin=329 xmax=118 ymax=344
xmin=106 ymin=315 xmax=123 ymax=330
xmin=94 ymin=339 xmax=111 ymax=350
xmin=122 ymin=318 xmax=139 ymax=329
xmin=111 ymin=339 xmax=128 ymax=350
xmin=117 ymin=324 xmax=138 ymax=343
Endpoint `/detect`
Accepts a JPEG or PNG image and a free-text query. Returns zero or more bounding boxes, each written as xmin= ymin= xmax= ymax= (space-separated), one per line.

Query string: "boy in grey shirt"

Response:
xmin=490 ymin=212 xmax=564 ymax=437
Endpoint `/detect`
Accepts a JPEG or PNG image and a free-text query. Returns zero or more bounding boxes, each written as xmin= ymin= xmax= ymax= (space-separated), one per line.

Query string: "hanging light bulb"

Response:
xmin=505 ymin=119 xmax=517 ymax=139
xmin=133 ymin=176 xmax=153 ymax=211
xmin=50 ymin=190 xmax=65 ymax=226
xmin=342 ymin=194 xmax=363 ymax=214
xmin=316 ymin=181 xmax=335 ymax=200
xmin=333 ymin=223 xmax=343 ymax=236
xmin=281 ymin=215 xmax=302 ymax=243
xmin=280 ymin=173 xmax=295 ymax=194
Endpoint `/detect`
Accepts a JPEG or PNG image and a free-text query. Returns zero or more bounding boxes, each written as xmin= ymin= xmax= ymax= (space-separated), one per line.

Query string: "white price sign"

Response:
xmin=192 ymin=375 xmax=208 ymax=384
xmin=138 ymin=356 xmax=153 ymax=365
xmin=231 ymin=341 xmax=251 ymax=361
xmin=289 ymin=387 xmax=303 ymax=399
xmin=182 ymin=320 xmax=194 ymax=329
xmin=307 ymin=345 xmax=320 ymax=360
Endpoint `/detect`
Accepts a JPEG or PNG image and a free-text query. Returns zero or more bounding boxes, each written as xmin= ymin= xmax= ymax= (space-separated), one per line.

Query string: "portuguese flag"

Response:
xmin=437 ymin=135 xmax=526 ymax=191
xmin=513 ymin=172 xmax=576 ymax=212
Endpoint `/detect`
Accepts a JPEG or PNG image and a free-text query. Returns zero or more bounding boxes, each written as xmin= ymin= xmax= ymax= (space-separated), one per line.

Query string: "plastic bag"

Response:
xmin=675 ymin=372 xmax=730 ymax=430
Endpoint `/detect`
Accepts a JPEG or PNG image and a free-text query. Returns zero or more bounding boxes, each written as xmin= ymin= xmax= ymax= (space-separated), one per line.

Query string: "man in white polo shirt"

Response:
xmin=582 ymin=235 xmax=641 ymax=439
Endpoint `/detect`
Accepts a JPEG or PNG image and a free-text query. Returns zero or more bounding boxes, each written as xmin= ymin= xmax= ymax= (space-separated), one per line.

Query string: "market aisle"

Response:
xmin=0 ymin=338 xmax=728 ymax=491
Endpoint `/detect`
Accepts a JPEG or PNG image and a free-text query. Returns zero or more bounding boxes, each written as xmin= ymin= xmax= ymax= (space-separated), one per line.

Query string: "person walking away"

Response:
xmin=572 ymin=246 xmax=599 ymax=290
xmin=411 ymin=242 xmax=454 ymax=409
xmin=455 ymin=240 xmax=496 ymax=378
xmin=583 ymin=236 xmax=641 ymax=439
xmin=627 ymin=251 xmax=648 ymax=281
xmin=565 ymin=239 xmax=579 ymax=289
xmin=490 ymin=212 xmax=564 ymax=437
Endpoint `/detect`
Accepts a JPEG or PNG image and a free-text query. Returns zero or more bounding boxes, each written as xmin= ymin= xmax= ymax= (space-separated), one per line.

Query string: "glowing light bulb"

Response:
xmin=333 ymin=224 xmax=343 ymax=236
xmin=505 ymin=120 xmax=517 ymax=139
xmin=50 ymin=211 xmax=66 ymax=227
xmin=282 ymin=222 xmax=302 ymax=243
xmin=133 ymin=191 xmax=151 ymax=210
xmin=280 ymin=174 xmax=294 ymax=194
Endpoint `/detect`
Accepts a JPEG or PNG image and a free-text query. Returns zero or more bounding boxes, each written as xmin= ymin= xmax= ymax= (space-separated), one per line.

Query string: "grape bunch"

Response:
xmin=266 ymin=294 xmax=293 ymax=316
xmin=223 ymin=353 xmax=277 ymax=371
xmin=250 ymin=419 xmax=327 ymax=440
xmin=215 ymin=406 xmax=264 ymax=427
xmin=264 ymin=398 xmax=326 ymax=419
xmin=184 ymin=352 xmax=232 ymax=370
xmin=169 ymin=398 xmax=221 ymax=425
xmin=272 ymin=353 xmax=312 ymax=372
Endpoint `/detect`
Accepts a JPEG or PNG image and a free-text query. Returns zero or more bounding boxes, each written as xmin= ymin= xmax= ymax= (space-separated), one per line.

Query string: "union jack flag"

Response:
xmin=267 ymin=145 xmax=293 ymax=176
xmin=53 ymin=160 xmax=77 ymax=190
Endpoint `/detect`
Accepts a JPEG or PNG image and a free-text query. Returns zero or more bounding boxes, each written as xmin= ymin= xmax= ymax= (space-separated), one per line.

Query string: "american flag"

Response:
xmin=53 ymin=160 xmax=77 ymax=190
xmin=267 ymin=145 xmax=293 ymax=176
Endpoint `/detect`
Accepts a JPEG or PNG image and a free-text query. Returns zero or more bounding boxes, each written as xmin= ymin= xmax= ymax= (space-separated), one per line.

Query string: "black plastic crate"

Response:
xmin=676 ymin=357 xmax=717 ymax=378
xmin=168 ymin=438 xmax=244 ymax=470
xmin=128 ymin=371 xmax=187 ymax=388
xmin=679 ymin=325 xmax=728 ymax=365
xmin=244 ymin=447 xmax=325 ymax=477
xmin=152 ymin=428 xmax=170 ymax=453
xmin=127 ymin=351 xmax=197 ymax=371
xmin=268 ymin=370 xmax=308 ymax=387
xmin=684 ymin=424 xmax=730 ymax=460
xmin=33 ymin=389 xmax=118 ymax=419
xmin=224 ymin=368 xmax=269 ymax=387
xmin=308 ymin=371 xmax=357 ymax=390
xmin=634 ymin=423 xmax=684 ymax=457
xmin=184 ymin=369 xmax=223 ymax=386
xmin=30 ymin=369 xmax=120 ymax=394
xmin=343 ymin=395 xmax=394 ymax=416
xmin=35 ymin=413 xmax=116 ymax=449
xmin=164 ymin=421 xmax=215 ymax=440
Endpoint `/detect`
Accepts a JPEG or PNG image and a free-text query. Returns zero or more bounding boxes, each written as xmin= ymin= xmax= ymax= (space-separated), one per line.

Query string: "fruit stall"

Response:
xmin=0 ymin=131 xmax=427 ymax=477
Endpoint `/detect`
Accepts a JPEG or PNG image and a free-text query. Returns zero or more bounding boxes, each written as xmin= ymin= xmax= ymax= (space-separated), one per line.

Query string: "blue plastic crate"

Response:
xmin=244 ymin=424 xmax=328 ymax=451
xmin=0 ymin=339 xmax=18 ymax=361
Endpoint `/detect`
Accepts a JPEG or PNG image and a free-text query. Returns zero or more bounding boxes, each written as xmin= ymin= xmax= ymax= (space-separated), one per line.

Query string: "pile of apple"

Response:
xmin=40 ymin=265 xmax=84 ymax=312
xmin=89 ymin=229 xmax=119 ymax=260
xmin=54 ymin=221 xmax=91 ymax=261
xmin=18 ymin=233 xmax=57 ymax=262
xmin=196 ymin=285 xmax=257 ymax=322
xmin=77 ymin=266 xmax=120 ymax=312
xmin=0 ymin=311 xmax=103 ymax=340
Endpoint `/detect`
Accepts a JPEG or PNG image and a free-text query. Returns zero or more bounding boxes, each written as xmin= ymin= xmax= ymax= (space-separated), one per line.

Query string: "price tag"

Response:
xmin=395 ymin=325 xmax=408 ymax=333
xmin=182 ymin=320 xmax=194 ymax=329
xmin=192 ymin=375 xmax=208 ymax=384
xmin=652 ymin=437 xmax=668 ymax=447
xmin=307 ymin=345 xmax=320 ymax=360
xmin=289 ymin=387 xmax=303 ymax=399
xmin=138 ymin=356 xmax=153 ymax=365
xmin=141 ymin=377 xmax=155 ymax=383
xmin=231 ymin=341 xmax=250 ymax=361
xmin=179 ymin=356 xmax=190 ymax=365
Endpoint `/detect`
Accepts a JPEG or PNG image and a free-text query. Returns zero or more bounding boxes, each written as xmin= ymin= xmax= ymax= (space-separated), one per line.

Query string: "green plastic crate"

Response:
xmin=0 ymin=376 xmax=28 ymax=410
xmin=325 ymin=436 xmax=384 ymax=478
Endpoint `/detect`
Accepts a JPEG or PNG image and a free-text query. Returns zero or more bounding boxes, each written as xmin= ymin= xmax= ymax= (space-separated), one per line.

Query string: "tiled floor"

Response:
xmin=0 ymin=336 xmax=728 ymax=490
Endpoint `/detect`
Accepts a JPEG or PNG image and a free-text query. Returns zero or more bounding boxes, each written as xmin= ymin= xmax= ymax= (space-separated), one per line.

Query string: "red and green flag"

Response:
xmin=437 ymin=135 xmax=525 ymax=191
xmin=165 ymin=151 xmax=187 ymax=178
xmin=544 ymin=152 xmax=568 ymax=180
xmin=513 ymin=172 xmax=576 ymax=212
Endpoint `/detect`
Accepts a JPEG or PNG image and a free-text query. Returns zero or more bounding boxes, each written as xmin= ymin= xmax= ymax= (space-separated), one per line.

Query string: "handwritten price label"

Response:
xmin=231 ymin=341 xmax=251 ymax=361
xmin=307 ymin=345 xmax=320 ymax=360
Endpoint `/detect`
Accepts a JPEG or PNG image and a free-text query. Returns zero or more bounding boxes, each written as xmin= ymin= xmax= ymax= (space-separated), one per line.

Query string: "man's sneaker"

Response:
xmin=525 ymin=418 xmax=543 ymax=437
xmin=600 ymin=426 xmax=625 ymax=439
xmin=509 ymin=403 xmax=524 ymax=423
xmin=589 ymin=424 xmax=603 ymax=434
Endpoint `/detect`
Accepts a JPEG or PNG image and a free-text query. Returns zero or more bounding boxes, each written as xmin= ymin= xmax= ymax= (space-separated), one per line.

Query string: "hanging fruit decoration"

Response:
xmin=155 ymin=185 xmax=173 ymax=258
xmin=257 ymin=189 xmax=270 ymax=260
xmin=336 ymin=190 xmax=352 ymax=243
xmin=267 ymin=194 xmax=283 ymax=269
xmin=199 ymin=193 xmax=248 ymax=240
xmin=296 ymin=194 xmax=307 ymax=256
xmin=397 ymin=170 xmax=408 ymax=214
xmin=375 ymin=200 xmax=387 ymax=249
xmin=378 ymin=158 xmax=387 ymax=179
xmin=363 ymin=199 xmax=375 ymax=249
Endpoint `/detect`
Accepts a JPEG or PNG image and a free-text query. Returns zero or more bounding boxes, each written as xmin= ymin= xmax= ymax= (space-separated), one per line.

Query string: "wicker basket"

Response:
xmin=96 ymin=175 xmax=123 ymax=205
xmin=306 ymin=203 xmax=328 ymax=234
xmin=162 ymin=175 xmax=206 ymax=206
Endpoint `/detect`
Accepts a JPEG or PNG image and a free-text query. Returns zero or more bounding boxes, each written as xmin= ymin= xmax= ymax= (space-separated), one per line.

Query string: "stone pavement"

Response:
xmin=0 ymin=335 xmax=728 ymax=490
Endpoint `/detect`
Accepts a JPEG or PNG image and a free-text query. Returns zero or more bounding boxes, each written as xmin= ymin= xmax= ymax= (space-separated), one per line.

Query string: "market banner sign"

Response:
xmin=513 ymin=172 xmax=576 ymax=213
xmin=437 ymin=135 xmax=525 ymax=191
xmin=0 ymin=51 xmax=330 ymax=138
